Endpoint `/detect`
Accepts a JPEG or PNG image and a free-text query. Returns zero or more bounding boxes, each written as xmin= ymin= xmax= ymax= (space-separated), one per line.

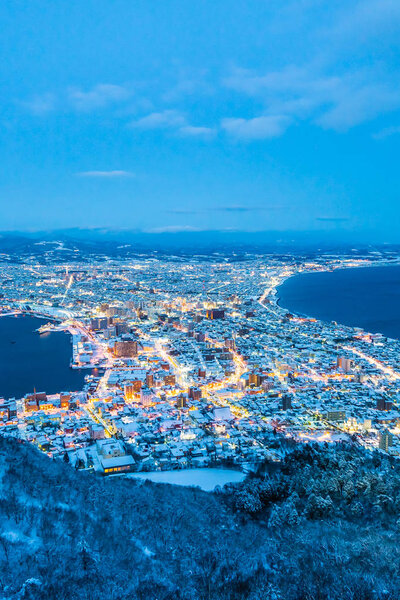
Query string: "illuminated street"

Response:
xmin=1 ymin=252 xmax=400 ymax=473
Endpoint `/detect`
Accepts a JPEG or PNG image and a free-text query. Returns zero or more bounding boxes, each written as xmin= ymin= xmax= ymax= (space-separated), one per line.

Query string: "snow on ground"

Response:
xmin=128 ymin=468 xmax=245 ymax=491
xmin=132 ymin=538 xmax=155 ymax=558
xmin=1 ymin=529 xmax=41 ymax=550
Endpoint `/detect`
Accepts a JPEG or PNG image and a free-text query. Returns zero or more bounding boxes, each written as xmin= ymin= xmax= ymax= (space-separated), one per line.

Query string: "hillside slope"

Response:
xmin=0 ymin=436 xmax=399 ymax=599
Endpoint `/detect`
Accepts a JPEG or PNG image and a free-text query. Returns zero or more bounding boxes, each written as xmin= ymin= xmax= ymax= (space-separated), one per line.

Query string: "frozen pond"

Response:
xmin=128 ymin=468 xmax=246 ymax=491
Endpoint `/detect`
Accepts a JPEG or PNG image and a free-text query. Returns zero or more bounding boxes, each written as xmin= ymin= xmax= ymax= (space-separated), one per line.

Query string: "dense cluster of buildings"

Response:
xmin=1 ymin=250 xmax=400 ymax=475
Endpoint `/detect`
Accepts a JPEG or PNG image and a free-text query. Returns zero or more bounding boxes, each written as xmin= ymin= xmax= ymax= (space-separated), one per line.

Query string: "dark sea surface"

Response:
xmin=0 ymin=315 xmax=87 ymax=399
xmin=277 ymin=265 xmax=400 ymax=340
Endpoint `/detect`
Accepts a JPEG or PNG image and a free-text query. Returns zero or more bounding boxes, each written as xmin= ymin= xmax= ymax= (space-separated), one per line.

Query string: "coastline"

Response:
xmin=274 ymin=261 xmax=400 ymax=340
xmin=0 ymin=314 xmax=87 ymax=399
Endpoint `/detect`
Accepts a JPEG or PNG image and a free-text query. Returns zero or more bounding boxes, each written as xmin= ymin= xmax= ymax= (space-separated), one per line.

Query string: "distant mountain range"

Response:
xmin=0 ymin=228 xmax=398 ymax=258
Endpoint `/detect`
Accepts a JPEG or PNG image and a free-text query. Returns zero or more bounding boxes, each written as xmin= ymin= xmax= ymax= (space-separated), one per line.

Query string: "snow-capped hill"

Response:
xmin=0 ymin=435 xmax=399 ymax=599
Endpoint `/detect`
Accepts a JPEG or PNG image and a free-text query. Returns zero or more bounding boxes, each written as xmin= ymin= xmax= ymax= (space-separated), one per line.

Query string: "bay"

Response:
xmin=0 ymin=314 xmax=87 ymax=399
xmin=277 ymin=265 xmax=400 ymax=339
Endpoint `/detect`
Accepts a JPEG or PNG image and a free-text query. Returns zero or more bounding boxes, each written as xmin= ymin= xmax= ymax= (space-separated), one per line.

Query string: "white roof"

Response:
xmin=101 ymin=455 xmax=135 ymax=469
xmin=213 ymin=406 xmax=232 ymax=421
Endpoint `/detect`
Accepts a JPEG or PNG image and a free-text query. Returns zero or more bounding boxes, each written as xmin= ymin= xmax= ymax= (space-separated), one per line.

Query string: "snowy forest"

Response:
xmin=1 ymin=435 xmax=399 ymax=599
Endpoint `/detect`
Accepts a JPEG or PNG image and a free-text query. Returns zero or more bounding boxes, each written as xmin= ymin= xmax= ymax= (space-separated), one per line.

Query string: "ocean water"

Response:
xmin=0 ymin=314 xmax=87 ymax=399
xmin=277 ymin=265 xmax=400 ymax=339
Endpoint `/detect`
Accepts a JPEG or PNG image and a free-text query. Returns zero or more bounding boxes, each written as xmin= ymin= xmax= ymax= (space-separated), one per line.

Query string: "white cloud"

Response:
xmin=315 ymin=77 xmax=400 ymax=131
xmin=130 ymin=109 xmax=186 ymax=130
xmin=77 ymin=170 xmax=134 ymax=178
xmin=224 ymin=64 xmax=400 ymax=132
xmin=373 ymin=125 xmax=400 ymax=140
xmin=69 ymin=84 xmax=130 ymax=111
xmin=220 ymin=0 xmax=400 ymax=136
xmin=221 ymin=115 xmax=291 ymax=140
xmin=130 ymin=111 xmax=216 ymax=139
xmin=178 ymin=125 xmax=216 ymax=138
xmin=213 ymin=205 xmax=276 ymax=212
xmin=162 ymin=76 xmax=213 ymax=102
xmin=144 ymin=225 xmax=203 ymax=233
xmin=21 ymin=93 xmax=56 ymax=115
xmin=316 ymin=216 xmax=350 ymax=222
xmin=224 ymin=65 xmax=309 ymax=97
xmin=328 ymin=0 xmax=400 ymax=42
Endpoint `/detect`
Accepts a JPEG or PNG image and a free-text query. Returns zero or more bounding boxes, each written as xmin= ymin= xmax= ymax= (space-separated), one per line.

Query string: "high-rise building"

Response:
xmin=7 ymin=401 xmax=17 ymax=419
xmin=377 ymin=397 xmax=393 ymax=411
xmin=90 ymin=317 xmax=108 ymax=331
xmin=224 ymin=338 xmax=236 ymax=351
xmin=115 ymin=322 xmax=129 ymax=336
xmin=124 ymin=384 xmax=137 ymax=402
xmin=206 ymin=309 xmax=225 ymax=320
xmin=60 ymin=393 xmax=71 ymax=409
xmin=176 ymin=394 xmax=187 ymax=409
xmin=337 ymin=356 xmax=353 ymax=373
xmin=146 ymin=372 xmax=154 ymax=387
xmin=188 ymin=387 xmax=201 ymax=401
xmin=130 ymin=379 xmax=142 ymax=392
xmin=324 ymin=410 xmax=346 ymax=423
xmin=164 ymin=374 xmax=176 ymax=386
xmin=379 ymin=429 xmax=393 ymax=451
xmin=24 ymin=391 xmax=47 ymax=412
xmin=248 ymin=373 xmax=262 ymax=387
xmin=140 ymin=387 xmax=154 ymax=406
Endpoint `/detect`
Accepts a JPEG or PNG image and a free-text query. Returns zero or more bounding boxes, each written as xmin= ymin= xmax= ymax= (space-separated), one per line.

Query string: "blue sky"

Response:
xmin=1 ymin=0 xmax=400 ymax=238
